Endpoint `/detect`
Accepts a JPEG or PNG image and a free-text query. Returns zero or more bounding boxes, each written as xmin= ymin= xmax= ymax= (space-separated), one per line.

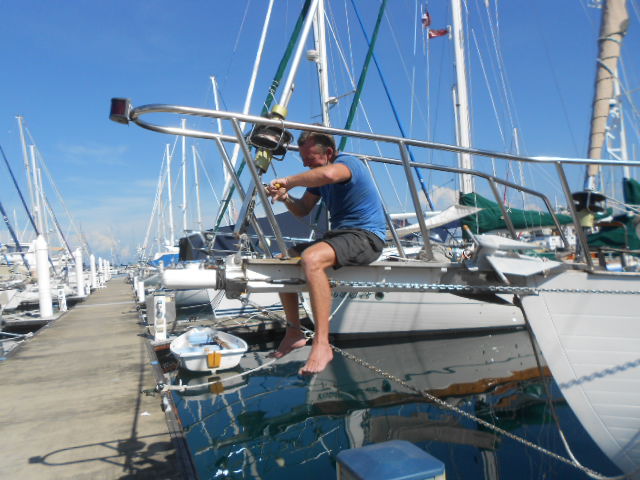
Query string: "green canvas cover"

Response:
xmin=459 ymin=192 xmax=573 ymax=234
xmin=623 ymin=178 xmax=640 ymax=205
xmin=588 ymin=213 xmax=640 ymax=250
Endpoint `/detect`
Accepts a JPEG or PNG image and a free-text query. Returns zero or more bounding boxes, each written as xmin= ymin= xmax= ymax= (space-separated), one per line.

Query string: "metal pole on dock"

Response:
xmin=90 ymin=254 xmax=97 ymax=289
xmin=153 ymin=292 xmax=167 ymax=342
xmin=57 ymin=286 xmax=67 ymax=312
xmin=35 ymin=234 xmax=53 ymax=319
xmin=136 ymin=280 xmax=145 ymax=304
xmin=100 ymin=258 xmax=106 ymax=286
xmin=74 ymin=247 xmax=85 ymax=297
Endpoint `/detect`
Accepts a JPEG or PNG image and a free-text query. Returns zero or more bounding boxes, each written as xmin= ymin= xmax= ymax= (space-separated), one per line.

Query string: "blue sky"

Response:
xmin=1 ymin=0 xmax=639 ymax=263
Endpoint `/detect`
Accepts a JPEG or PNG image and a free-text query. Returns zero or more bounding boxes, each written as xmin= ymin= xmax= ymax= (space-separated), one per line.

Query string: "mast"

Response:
xmin=181 ymin=118 xmax=188 ymax=233
xmin=211 ymin=76 xmax=224 ymax=144
xmin=192 ymin=145 xmax=203 ymax=231
xmin=213 ymin=0 xmax=274 ymax=228
xmin=451 ymin=0 xmax=474 ymax=194
xmin=165 ymin=143 xmax=175 ymax=246
xmin=16 ymin=116 xmax=37 ymax=228
xmin=311 ymin=0 xmax=332 ymax=126
xmin=584 ymin=0 xmax=629 ymax=190
xmin=29 ymin=145 xmax=44 ymax=235
xmin=276 ymin=0 xmax=320 ymax=110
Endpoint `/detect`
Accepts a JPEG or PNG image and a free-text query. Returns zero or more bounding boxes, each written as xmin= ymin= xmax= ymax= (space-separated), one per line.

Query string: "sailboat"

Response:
xmin=118 ymin=0 xmax=530 ymax=336
xmin=1 ymin=117 xmax=96 ymax=317
xmin=111 ymin=1 xmax=640 ymax=476
xmin=520 ymin=1 xmax=640 ymax=476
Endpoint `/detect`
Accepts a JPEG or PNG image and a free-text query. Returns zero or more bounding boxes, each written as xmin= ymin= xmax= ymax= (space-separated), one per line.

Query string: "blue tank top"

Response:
xmin=306 ymin=155 xmax=386 ymax=240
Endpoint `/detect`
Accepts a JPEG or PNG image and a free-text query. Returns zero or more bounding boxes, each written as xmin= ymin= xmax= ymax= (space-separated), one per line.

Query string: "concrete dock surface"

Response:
xmin=0 ymin=276 xmax=186 ymax=479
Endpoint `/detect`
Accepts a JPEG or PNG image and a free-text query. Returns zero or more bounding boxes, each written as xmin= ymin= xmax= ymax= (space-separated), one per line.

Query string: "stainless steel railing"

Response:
xmin=111 ymin=99 xmax=640 ymax=269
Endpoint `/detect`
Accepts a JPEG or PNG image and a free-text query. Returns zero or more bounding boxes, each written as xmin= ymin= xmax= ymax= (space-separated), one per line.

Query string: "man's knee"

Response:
xmin=301 ymin=251 xmax=334 ymax=273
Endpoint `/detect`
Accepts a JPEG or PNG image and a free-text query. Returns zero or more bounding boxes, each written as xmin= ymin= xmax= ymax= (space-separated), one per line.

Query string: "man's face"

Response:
xmin=299 ymin=141 xmax=332 ymax=169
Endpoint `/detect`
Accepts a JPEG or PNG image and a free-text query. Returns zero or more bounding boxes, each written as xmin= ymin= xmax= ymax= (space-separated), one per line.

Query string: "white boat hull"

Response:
xmin=521 ymin=269 xmax=640 ymax=478
xmin=322 ymin=291 xmax=524 ymax=336
xmin=176 ymin=289 xmax=283 ymax=318
xmin=170 ymin=328 xmax=248 ymax=373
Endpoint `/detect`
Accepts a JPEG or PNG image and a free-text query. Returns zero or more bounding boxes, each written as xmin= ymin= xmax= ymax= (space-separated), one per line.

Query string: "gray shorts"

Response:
xmin=291 ymin=229 xmax=384 ymax=268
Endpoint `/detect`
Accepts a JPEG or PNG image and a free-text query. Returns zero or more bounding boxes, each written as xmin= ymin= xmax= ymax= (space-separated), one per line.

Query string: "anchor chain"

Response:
xmin=331 ymin=344 xmax=626 ymax=480
xmin=238 ymin=294 xmax=624 ymax=479
xmin=329 ymin=279 xmax=640 ymax=296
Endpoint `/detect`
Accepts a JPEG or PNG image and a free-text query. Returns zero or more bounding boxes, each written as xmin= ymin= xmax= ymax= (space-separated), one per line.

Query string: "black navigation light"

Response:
xmin=109 ymin=98 xmax=131 ymax=124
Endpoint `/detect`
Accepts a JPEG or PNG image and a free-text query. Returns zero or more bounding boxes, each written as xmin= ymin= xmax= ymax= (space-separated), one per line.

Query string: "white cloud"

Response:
xmin=56 ymin=143 xmax=129 ymax=166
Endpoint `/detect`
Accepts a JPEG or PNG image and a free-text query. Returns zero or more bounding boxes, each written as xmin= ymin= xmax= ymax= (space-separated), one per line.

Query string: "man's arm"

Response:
xmin=275 ymin=163 xmax=351 ymax=190
xmin=267 ymin=162 xmax=351 ymax=216
xmin=280 ymin=190 xmax=320 ymax=217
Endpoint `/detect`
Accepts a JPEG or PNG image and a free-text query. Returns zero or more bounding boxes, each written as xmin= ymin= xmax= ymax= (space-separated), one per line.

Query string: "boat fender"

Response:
xmin=207 ymin=351 xmax=222 ymax=368
xmin=210 ymin=382 xmax=225 ymax=394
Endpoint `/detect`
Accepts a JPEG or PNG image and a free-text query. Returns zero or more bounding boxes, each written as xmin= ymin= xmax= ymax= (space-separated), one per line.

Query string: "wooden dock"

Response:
xmin=0 ymin=276 xmax=190 ymax=479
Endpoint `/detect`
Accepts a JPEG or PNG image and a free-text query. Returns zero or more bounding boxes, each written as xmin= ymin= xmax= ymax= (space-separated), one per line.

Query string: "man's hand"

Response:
xmin=266 ymin=177 xmax=289 ymax=204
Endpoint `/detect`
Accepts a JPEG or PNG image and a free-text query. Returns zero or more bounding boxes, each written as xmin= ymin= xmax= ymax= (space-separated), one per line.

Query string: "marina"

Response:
xmin=2 ymin=0 xmax=640 ymax=479
xmin=165 ymin=329 xmax=623 ymax=479
xmin=0 ymin=273 xmax=627 ymax=479
xmin=0 ymin=276 xmax=184 ymax=479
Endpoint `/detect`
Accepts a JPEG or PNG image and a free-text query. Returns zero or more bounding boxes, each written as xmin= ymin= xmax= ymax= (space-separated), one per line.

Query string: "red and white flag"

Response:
xmin=421 ymin=11 xmax=431 ymax=28
xmin=428 ymin=28 xmax=449 ymax=39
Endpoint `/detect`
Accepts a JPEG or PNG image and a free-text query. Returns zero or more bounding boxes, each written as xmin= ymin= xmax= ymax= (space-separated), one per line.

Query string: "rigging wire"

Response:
xmin=350 ymin=0 xmax=435 ymax=210
xmin=28 ymin=141 xmax=91 ymax=256
xmin=141 ymin=148 xmax=168 ymax=261
xmin=410 ymin=0 xmax=419 ymax=138
xmin=0 ymin=144 xmax=39 ymax=238
xmin=528 ymin=1 xmax=582 ymax=158
xmin=219 ymin=0 xmax=252 ymax=97
xmin=323 ymin=3 xmax=404 ymax=208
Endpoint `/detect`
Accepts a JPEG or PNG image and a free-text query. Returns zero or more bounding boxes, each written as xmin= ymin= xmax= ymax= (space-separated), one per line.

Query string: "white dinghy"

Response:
xmin=170 ymin=327 xmax=248 ymax=373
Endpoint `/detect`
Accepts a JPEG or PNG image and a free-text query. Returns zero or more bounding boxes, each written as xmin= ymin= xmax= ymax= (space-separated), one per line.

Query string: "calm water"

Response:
xmin=167 ymin=329 xmax=622 ymax=479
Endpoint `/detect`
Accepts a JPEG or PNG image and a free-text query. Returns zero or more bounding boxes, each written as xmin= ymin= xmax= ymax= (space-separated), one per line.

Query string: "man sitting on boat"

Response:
xmin=266 ymin=130 xmax=386 ymax=374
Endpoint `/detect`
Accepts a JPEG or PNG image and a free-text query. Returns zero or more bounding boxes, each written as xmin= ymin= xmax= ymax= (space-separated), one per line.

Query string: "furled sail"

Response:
xmin=459 ymin=192 xmax=573 ymax=234
xmin=584 ymin=0 xmax=629 ymax=188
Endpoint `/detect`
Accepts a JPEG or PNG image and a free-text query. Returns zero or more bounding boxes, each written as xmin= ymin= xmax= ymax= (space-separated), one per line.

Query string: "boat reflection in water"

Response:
xmin=169 ymin=330 xmax=621 ymax=480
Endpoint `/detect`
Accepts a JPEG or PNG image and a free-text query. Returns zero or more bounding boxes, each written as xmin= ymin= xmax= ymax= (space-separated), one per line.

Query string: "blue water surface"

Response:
xmin=169 ymin=330 xmax=622 ymax=480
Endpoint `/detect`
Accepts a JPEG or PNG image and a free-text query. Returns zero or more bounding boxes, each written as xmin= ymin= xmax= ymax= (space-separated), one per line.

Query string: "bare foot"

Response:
xmin=298 ymin=342 xmax=333 ymax=375
xmin=272 ymin=328 xmax=307 ymax=359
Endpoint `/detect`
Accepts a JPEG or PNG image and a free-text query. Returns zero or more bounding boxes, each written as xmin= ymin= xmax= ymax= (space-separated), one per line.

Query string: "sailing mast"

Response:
xmin=212 ymin=0 xmax=275 ymax=230
xmin=311 ymin=0 xmax=332 ymax=127
xmin=165 ymin=143 xmax=175 ymax=246
xmin=575 ymin=0 xmax=629 ymax=230
xmin=451 ymin=0 xmax=474 ymax=194
xmin=584 ymin=0 xmax=629 ymax=190
xmin=181 ymin=118 xmax=188 ymax=233
xmin=192 ymin=145 xmax=203 ymax=231
xmin=16 ymin=116 xmax=38 ymax=236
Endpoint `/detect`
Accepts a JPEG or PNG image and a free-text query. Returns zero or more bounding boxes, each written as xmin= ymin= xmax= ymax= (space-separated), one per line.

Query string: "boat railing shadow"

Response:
xmin=558 ymin=357 xmax=640 ymax=390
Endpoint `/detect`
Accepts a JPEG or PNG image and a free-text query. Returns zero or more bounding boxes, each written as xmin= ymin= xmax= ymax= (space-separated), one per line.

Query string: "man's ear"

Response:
xmin=325 ymin=147 xmax=335 ymax=159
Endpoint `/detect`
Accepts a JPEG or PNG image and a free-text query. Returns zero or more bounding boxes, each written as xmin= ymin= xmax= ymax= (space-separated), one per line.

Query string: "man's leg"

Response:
xmin=273 ymin=291 xmax=307 ymax=358
xmin=297 ymin=241 xmax=335 ymax=374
